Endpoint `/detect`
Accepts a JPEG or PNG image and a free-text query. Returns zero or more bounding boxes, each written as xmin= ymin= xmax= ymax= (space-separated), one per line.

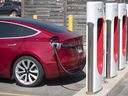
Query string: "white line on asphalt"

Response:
xmin=0 ymin=92 xmax=32 ymax=96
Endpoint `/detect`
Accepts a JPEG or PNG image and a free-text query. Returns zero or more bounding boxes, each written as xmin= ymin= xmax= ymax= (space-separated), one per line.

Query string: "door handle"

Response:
xmin=7 ymin=43 xmax=16 ymax=46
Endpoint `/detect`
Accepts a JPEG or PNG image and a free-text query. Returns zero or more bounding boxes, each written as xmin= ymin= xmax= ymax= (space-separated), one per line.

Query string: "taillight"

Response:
xmin=61 ymin=43 xmax=74 ymax=48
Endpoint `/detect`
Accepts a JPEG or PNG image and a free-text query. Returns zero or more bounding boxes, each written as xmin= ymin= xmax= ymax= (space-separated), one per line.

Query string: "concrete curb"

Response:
xmin=74 ymin=64 xmax=128 ymax=96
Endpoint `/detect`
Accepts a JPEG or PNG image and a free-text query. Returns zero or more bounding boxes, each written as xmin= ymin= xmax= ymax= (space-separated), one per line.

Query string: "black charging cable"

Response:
xmin=52 ymin=43 xmax=84 ymax=75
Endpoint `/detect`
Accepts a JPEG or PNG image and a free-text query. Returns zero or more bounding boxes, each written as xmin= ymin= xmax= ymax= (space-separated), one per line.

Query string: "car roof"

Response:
xmin=0 ymin=17 xmax=44 ymax=25
xmin=0 ymin=17 xmax=69 ymax=33
xmin=0 ymin=17 xmax=55 ymax=29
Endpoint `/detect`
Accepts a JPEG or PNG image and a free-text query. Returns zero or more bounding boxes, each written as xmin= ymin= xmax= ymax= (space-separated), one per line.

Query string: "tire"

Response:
xmin=9 ymin=11 xmax=18 ymax=17
xmin=13 ymin=56 xmax=44 ymax=87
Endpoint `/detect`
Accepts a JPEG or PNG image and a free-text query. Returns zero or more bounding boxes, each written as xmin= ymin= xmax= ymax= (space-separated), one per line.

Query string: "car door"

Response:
xmin=0 ymin=22 xmax=24 ymax=71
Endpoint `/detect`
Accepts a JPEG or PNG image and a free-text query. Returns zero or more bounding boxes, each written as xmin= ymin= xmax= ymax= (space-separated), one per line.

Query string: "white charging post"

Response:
xmin=86 ymin=1 xmax=104 ymax=94
xmin=126 ymin=4 xmax=128 ymax=62
xmin=118 ymin=3 xmax=127 ymax=70
xmin=106 ymin=3 xmax=118 ymax=78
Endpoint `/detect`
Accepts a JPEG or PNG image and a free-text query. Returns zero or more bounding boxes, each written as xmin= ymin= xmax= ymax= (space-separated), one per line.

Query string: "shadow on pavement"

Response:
xmin=0 ymin=71 xmax=86 ymax=88
xmin=46 ymin=71 xmax=86 ymax=86
xmin=0 ymin=78 xmax=15 ymax=84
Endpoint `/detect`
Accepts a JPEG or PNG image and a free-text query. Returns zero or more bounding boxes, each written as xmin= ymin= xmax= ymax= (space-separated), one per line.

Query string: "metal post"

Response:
xmin=68 ymin=15 xmax=74 ymax=32
xmin=33 ymin=15 xmax=38 ymax=20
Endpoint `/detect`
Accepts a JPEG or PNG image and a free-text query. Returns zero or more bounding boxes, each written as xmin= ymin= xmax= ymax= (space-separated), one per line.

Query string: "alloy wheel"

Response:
xmin=15 ymin=59 xmax=39 ymax=85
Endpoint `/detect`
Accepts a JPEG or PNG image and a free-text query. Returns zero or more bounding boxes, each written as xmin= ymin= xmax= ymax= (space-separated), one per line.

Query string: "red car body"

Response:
xmin=0 ymin=17 xmax=85 ymax=79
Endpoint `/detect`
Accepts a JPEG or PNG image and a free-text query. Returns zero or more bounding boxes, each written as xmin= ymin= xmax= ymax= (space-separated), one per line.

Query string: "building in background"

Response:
xmin=0 ymin=0 xmax=21 ymax=3
xmin=15 ymin=0 xmax=128 ymax=40
xmin=22 ymin=0 xmax=87 ymax=40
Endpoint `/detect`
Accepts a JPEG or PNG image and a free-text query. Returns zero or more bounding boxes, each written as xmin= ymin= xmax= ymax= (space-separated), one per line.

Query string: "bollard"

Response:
xmin=33 ymin=15 xmax=38 ymax=20
xmin=68 ymin=15 xmax=73 ymax=32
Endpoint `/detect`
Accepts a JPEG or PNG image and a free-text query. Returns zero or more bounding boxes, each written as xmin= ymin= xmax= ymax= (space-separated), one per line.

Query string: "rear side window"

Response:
xmin=0 ymin=22 xmax=38 ymax=38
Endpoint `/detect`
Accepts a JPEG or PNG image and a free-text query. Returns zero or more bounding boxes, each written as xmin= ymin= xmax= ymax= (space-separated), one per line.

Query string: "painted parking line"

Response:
xmin=0 ymin=92 xmax=33 ymax=96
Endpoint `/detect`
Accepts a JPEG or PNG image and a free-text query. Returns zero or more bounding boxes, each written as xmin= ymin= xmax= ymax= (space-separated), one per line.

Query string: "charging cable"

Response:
xmin=52 ymin=43 xmax=84 ymax=75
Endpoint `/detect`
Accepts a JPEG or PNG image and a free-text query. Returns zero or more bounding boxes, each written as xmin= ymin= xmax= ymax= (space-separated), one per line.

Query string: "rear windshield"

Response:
xmin=38 ymin=21 xmax=69 ymax=33
xmin=21 ymin=19 xmax=69 ymax=33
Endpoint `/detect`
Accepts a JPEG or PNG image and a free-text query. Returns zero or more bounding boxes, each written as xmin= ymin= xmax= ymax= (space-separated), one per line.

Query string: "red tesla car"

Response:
xmin=0 ymin=17 xmax=85 ymax=87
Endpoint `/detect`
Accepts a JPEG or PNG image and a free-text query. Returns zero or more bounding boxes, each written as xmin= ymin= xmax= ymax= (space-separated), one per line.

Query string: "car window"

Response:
xmin=24 ymin=19 xmax=69 ymax=33
xmin=3 ymin=2 xmax=12 ymax=6
xmin=0 ymin=3 xmax=3 ymax=7
xmin=41 ymin=22 xmax=68 ymax=33
xmin=0 ymin=22 xmax=38 ymax=38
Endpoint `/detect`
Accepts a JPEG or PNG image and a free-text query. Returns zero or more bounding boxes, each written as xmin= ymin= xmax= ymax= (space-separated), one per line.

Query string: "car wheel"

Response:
xmin=10 ymin=11 xmax=18 ymax=17
xmin=13 ymin=56 xmax=44 ymax=87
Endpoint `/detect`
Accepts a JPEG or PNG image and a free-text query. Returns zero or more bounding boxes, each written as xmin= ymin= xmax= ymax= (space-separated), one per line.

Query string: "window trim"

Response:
xmin=0 ymin=21 xmax=41 ymax=39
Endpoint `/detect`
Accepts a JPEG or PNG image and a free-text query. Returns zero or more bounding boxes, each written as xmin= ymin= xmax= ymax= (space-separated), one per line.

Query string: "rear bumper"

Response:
xmin=45 ymin=58 xmax=85 ymax=79
xmin=44 ymin=48 xmax=86 ymax=79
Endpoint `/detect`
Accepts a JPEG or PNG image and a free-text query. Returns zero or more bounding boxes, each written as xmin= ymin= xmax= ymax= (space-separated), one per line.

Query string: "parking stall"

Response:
xmin=0 ymin=0 xmax=128 ymax=96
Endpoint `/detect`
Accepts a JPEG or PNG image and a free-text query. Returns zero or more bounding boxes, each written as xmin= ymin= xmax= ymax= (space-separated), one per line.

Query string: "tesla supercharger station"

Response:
xmin=86 ymin=2 xmax=104 ymax=94
xmin=118 ymin=3 xmax=127 ymax=70
xmin=126 ymin=4 xmax=128 ymax=62
xmin=105 ymin=3 xmax=118 ymax=78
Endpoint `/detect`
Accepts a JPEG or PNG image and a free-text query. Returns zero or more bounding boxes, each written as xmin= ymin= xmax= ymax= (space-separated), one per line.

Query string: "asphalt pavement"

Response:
xmin=0 ymin=70 xmax=86 ymax=96
xmin=108 ymin=72 xmax=128 ymax=96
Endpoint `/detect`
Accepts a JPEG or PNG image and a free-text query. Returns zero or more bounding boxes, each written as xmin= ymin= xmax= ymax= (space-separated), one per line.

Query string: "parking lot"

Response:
xmin=0 ymin=0 xmax=128 ymax=96
xmin=0 ymin=68 xmax=86 ymax=96
xmin=107 ymin=68 xmax=128 ymax=96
